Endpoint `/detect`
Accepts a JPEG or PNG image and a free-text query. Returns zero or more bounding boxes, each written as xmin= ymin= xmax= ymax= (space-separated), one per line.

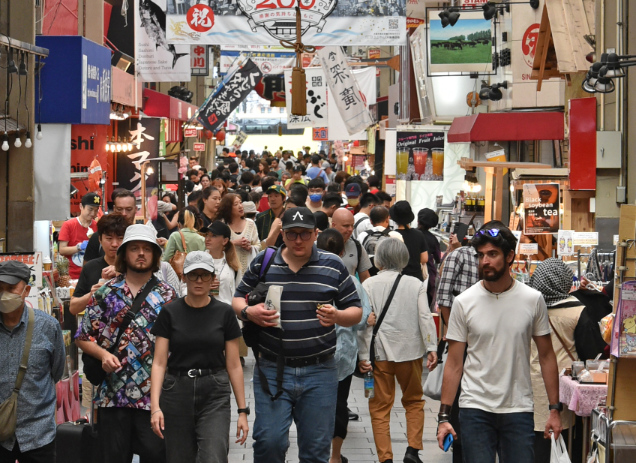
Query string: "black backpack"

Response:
xmin=362 ymin=228 xmax=392 ymax=276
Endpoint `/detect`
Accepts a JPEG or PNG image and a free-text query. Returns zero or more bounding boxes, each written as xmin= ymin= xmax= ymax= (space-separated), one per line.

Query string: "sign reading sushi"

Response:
xmin=136 ymin=0 xmax=191 ymax=83
xmin=165 ymin=0 xmax=407 ymax=46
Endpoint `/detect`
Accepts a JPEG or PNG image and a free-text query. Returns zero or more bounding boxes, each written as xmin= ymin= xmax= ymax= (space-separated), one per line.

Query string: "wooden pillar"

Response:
xmin=484 ymin=168 xmax=494 ymax=223
xmin=494 ymin=167 xmax=504 ymax=221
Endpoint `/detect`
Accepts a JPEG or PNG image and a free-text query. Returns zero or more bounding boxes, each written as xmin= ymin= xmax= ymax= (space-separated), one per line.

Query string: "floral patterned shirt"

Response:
xmin=75 ymin=274 xmax=177 ymax=409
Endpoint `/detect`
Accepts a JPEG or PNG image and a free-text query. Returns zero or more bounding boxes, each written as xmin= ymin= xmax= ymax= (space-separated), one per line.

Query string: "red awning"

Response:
xmin=142 ymin=88 xmax=198 ymax=122
xmin=447 ymin=112 xmax=564 ymax=143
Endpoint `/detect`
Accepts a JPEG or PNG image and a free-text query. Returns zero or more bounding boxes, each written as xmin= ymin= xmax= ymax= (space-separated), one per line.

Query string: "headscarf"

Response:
xmin=529 ymin=258 xmax=574 ymax=307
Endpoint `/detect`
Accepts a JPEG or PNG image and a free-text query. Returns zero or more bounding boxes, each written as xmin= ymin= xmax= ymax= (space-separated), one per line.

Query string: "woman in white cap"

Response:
xmin=150 ymin=251 xmax=249 ymax=463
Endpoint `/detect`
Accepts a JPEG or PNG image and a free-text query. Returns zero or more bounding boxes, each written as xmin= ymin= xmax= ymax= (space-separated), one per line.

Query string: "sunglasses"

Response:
xmin=476 ymin=228 xmax=501 ymax=237
xmin=186 ymin=272 xmax=214 ymax=282
xmin=284 ymin=230 xmax=313 ymax=241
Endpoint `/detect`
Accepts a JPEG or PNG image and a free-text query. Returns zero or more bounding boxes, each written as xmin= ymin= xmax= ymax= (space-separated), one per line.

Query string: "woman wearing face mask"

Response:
xmin=216 ymin=194 xmax=261 ymax=279
xmin=198 ymin=186 xmax=222 ymax=230
xmin=344 ymin=182 xmax=362 ymax=213
xmin=306 ymin=178 xmax=326 ymax=213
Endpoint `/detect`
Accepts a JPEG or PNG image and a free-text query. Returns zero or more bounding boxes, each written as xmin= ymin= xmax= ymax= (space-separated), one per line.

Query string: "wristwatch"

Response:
xmin=237 ymin=406 xmax=251 ymax=415
xmin=241 ymin=306 xmax=250 ymax=322
xmin=549 ymin=403 xmax=563 ymax=412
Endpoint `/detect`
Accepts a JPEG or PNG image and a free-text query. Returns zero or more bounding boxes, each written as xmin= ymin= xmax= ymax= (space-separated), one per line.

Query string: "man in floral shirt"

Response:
xmin=76 ymin=225 xmax=177 ymax=463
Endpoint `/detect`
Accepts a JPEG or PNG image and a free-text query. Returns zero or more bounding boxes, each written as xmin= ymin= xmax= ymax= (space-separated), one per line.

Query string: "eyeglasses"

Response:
xmin=476 ymin=228 xmax=500 ymax=237
xmin=186 ymin=272 xmax=214 ymax=282
xmin=284 ymin=230 xmax=313 ymax=241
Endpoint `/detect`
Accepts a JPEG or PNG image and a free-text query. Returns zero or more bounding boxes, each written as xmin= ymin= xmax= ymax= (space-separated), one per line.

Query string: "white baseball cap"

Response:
xmin=117 ymin=224 xmax=162 ymax=255
xmin=183 ymin=251 xmax=215 ymax=275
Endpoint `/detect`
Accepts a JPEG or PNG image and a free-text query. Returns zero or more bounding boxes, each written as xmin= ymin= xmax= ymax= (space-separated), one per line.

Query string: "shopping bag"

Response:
xmin=550 ymin=434 xmax=571 ymax=463
xmin=423 ymin=342 xmax=447 ymax=401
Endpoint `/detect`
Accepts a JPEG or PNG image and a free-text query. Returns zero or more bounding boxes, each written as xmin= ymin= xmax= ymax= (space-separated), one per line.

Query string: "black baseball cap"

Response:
xmin=81 ymin=192 xmax=102 ymax=207
xmin=282 ymin=207 xmax=316 ymax=230
xmin=200 ymin=220 xmax=231 ymax=239
xmin=0 ymin=261 xmax=31 ymax=285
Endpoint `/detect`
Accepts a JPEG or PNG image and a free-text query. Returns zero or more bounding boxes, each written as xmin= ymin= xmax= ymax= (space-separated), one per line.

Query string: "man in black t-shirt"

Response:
xmin=390 ymin=201 xmax=429 ymax=281
xmin=69 ymin=214 xmax=128 ymax=315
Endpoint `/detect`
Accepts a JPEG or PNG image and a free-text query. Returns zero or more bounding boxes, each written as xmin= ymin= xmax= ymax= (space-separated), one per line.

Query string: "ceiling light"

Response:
xmin=1 ymin=134 xmax=9 ymax=151
xmin=36 ymin=124 xmax=43 ymax=140
xmin=594 ymin=76 xmax=615 ymax=94
xmin=24 ymin=132 xmax=32 ymax=148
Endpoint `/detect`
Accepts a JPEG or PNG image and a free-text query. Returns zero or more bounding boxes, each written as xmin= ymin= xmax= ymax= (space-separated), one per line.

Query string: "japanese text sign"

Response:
xmin=284 ymin=68 xmax=328 ymax=129
xmin=191 ymin=45 xmax=210 ymax=76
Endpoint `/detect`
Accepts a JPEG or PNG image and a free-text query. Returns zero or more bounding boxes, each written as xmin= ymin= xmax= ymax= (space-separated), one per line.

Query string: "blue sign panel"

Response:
xmin=35 ymin=36 xmax=111 ymax=125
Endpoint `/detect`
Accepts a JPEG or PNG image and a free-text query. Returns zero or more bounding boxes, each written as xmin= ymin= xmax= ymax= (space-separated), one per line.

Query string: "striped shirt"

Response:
xmin=235 ymin=245 xmax=362 ymax=359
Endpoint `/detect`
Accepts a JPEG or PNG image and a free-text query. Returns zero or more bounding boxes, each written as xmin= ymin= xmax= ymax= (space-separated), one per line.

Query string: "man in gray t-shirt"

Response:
xmin=331 ymin=209 xmax=372 ymax=281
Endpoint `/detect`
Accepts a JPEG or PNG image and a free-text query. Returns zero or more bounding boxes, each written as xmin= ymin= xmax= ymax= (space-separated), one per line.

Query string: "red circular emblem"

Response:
xmin=522 ymin=23 xmax=540 ymax=68
xmin=187 ymin=5 xmax=215 ymax=33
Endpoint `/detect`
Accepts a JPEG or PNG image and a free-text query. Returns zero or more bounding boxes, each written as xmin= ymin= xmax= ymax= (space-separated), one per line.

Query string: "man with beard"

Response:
xmin=436 ymin=222 xmax=562 ymax=463
xmin=76 ymin=225 xmax=178 ymax=463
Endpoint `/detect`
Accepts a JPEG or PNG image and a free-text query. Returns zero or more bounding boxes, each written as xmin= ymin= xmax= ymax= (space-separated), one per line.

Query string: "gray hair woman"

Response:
xmin=357 ymin=238 xmax=438 ymax=463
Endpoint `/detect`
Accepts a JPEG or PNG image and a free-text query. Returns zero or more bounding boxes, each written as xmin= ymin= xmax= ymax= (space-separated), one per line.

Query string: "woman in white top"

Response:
xmin=217 ymin=193 xmax=261 ymax=279
xmin=202 ymin=220 xmax=241 ymax=305
xmin=357 ymin=239 xmax=438 ymax=463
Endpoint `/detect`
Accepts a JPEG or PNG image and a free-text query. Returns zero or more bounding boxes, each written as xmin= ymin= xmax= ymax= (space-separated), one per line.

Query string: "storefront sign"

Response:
xmin=135 ymin=0 xmax=191 ymax=82
xmin=184 ymin=127 xmax=198 ymax=137
xmin=519 ymin=243 xmax=539 ymax=255
xmin=523 ymin=183 xmax=560 ymax=235
xmin=395 ymin=131 xmax=445 ymax=182
xmin=318 ymin=47 xmax=373 ymax=136
xmin=70 ymin=125 xmax=110 ymax=215
xmin=167 ymin=1 xmax=406 ymax=46
xmin=197 ymin=59 xmax=263 ymax=132
xmin=558 ymin=230 xmax=575 ymax=256
xmin=116 ymin=118 xmax=161 ymax=193
xmin=573 ymin=232 xmax=599 ymax=246
xmin=221 ymin=47 xmax=296 ymax=75
xmin=313 ymin=127 xmax=328 ymax=141
xmin=368 ymin=48 xmax=381 ymax=59
xmin=191 ymin=45 xmax=210 ymax=76
xmin=111 ymin=66 xmax=143 ymax=107
xmin=193 ymin=142 xmax=206 ymax=152
xmin=36 ymin=36 xmax=111 ymax=125
xmin=284 ymin=68 xmax=327 ymax=129
xmin=232 ymin=131 xmax=248 ymax=149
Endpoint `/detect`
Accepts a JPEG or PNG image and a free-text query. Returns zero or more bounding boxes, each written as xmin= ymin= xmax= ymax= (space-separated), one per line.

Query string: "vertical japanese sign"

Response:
xmin=318 ymin=46 xmax=373 ymax=135
xmin=116 ymin=119 xmax=161 ymax=193
xmin=191 ymin=45 xmax=209 ymax=76
xmin=284 ymin=68 xmax=328 ymax=129
xmin=395 ymin=131 xmax=445 ymax=181
xmin=135 ymin=0 xmax=191 ymax=82
xmin=197 ymin=59 xmax=263 ymax=133
xmin=523 ymin=183 xmax=560 ymax=235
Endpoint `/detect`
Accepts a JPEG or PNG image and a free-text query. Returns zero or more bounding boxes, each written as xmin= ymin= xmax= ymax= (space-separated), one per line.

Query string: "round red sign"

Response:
xmin=186 ymin=5 xmax=215 ymax=33
xmin=522 ymin=23 xmax=540 ymax=68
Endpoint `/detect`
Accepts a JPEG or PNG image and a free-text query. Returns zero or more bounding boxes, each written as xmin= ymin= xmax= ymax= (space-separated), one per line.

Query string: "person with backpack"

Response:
xmin=331 ymin=208 xmax=373 ymax=282
xmin=232 ymin=207 xmax=363 ymax=463
xmin=352 ymin=193 xmax=381 ymax=240
xmin=358 ymin=206 xmax=404 ymax=277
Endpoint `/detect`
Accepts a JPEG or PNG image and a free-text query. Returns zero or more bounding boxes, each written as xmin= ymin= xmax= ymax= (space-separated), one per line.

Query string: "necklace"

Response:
xmin=483 ymin=279 xmax=514 ymax=299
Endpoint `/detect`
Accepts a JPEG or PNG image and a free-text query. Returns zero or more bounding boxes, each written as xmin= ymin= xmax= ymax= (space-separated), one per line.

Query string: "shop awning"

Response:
xmin=447 ymin=112 xmax=564 ymax=143
xmin=143 ymin=88 xmax=198 ymax=122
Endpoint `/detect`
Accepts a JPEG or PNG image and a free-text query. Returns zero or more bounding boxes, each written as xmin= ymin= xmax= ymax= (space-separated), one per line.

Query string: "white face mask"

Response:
xmin=0 ymin=288 xmax=26 ymax=314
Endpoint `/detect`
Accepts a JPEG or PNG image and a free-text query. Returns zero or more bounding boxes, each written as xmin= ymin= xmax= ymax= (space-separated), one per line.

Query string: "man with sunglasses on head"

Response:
xmin=233 ymin=207 xmax=362 ymax=463
xmin=436 ymin=221 xmax=562 ymax=463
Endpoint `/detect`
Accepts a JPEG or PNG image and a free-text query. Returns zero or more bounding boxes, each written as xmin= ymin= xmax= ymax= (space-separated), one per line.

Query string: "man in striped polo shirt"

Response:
xmin=233 ymin=207 xmax=362 ymax=463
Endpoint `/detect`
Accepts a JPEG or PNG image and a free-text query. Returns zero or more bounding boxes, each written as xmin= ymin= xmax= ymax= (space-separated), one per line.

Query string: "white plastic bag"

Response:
xmin=551 ymin=434 xmax=571 ymax=463
xmin=423 ymin=342 xmax=447 ymax=400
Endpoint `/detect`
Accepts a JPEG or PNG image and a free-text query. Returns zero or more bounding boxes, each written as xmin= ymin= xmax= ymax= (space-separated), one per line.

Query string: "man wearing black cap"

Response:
xmin=233 ymin=207 xmax=363 ymax=463
xmin=58 ymin=192 xmax=101 ymax=279
xmin=0 ymin=261 xmax=65 ymax=463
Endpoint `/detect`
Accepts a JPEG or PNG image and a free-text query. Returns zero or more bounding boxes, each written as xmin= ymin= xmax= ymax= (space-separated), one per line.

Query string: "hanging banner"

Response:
xmin=135 ymin=0 xmax=191 ymax=82
xmin=232 ymin=131 xmax=248 ymax=149
xmin=284 ymin=68 xmax=328 ymax=129
xmin=318 ymin=47 xmax=373 ymax=136
xmin=197 ymin=59 xmax=263 ymax=132
xmin=523 ymin=183 xmax=560 ymax=235
xmin=221 ymin=46 xmax=296 ymax=75
xmin=395 ymin=131 xmax=445 ymax=181
xmin=327 ymin=66 xmax=376 ymax=140
xmin=116 ymin=118 xmax=161 ymax=193
xmin=166 ymin=1 xmax=406 ymax=46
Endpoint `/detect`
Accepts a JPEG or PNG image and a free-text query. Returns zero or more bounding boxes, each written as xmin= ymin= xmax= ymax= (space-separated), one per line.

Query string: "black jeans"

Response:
xmin=98 ymin=407 xmax=166 ymax=463
xmin=0 ymin=439 xmax=55 ymax=463
xmin=334 ymin=374 xmax=353 ymax=439
xmin=160 ymin=371 xmax=232 ymax=463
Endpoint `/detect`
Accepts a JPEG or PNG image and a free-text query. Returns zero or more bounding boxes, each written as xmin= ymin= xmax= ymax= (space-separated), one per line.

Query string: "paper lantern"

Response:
xmin=204 ymin=129 xmax=214 ymax=140
xmin=215 ymin=130 xmax=226 ymax=143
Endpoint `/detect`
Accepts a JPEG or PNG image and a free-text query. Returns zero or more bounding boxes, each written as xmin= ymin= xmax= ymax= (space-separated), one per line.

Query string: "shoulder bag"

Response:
xmin=82 ymin=276 xmax=158 ymax=386
xmin=548 ymin=318 xmax=576 ymax=362
xmin=0 ymin=306 xmax=35 ymax=441
xmin=169 ymin=230 xmax=188 ymax=280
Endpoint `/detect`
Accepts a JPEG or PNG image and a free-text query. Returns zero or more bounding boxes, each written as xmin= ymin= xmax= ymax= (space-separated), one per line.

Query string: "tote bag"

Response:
xmin=423 ymin=341 xmax=448 ymax=401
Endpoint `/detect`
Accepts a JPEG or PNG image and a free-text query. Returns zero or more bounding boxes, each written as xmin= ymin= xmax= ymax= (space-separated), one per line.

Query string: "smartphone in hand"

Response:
xmin=443 ymin=434 xmax=454 ymax=452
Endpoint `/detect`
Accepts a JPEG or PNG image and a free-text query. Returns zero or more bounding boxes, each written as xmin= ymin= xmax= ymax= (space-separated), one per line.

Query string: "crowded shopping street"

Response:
xmin=1 ymin=1 xmax=636 ymax=463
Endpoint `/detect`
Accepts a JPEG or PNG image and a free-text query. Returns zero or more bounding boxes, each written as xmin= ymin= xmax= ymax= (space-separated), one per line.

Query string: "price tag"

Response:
xmin=622 ymin=289 xmax=636 ymax=301
xmin=573 ymin=232 xmax=599 ymax=246
xmin=519 ymin=243 xmax=538 ymax=255
xmin=512 ymin=231 xmax=522 ymax=254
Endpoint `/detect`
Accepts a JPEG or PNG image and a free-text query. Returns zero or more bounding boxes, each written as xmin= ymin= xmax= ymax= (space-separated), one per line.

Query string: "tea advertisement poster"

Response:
xmin=395 ymin=131 xmax=445 ymax=182
xmin=523 ymin=183 xmax=560 ymax=235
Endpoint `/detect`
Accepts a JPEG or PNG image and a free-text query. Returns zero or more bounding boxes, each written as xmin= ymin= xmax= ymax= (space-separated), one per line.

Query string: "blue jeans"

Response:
xmin=253 ymin=356 xmax=338 ymax=463
xmin=459 ymin=408 xmax=535 ymax=463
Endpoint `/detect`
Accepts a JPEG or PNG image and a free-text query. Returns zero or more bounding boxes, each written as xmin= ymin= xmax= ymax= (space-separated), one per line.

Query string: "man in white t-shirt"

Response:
xmin=352 ymin=193 xmax=381 ymax=240
xmin=436 ymin=222 xmax=562 ymax=463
